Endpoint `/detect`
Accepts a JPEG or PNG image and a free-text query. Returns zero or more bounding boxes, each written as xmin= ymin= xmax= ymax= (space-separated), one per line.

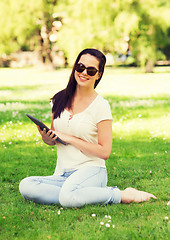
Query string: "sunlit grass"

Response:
xmin=0 ymin=66 xmax=169 ymax=240
xmin=0 ymin=66 xmax=170 ymax=101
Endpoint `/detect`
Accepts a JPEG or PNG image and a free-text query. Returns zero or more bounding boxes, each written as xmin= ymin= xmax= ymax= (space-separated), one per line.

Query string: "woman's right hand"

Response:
xmin=37 ymin=126 xmax=57 ymax=145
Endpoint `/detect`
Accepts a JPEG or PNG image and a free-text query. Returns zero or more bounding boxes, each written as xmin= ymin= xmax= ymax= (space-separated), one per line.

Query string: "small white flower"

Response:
xmin=167 ymin=201 xmax=170 ymax=206
xmin=150 ymin=171 xmax=152 ymax=173
xmin=108 ymin=220 xmax=111 ymax=223
xmin=91 ymin=214 xmax=96 ymax=217
xmin=60 ymin=207 xmax=63 ymax=210
xmin=138 ymin=114 xmax=142 ymax=118
xmin=164 ymin=216 xmax=168 ymax=220
xmin=105 ymin=223 xmax=110 ymax=228
xmin=57 ymin=210 xmax=61 ymax=215
xmin=108 ymin=215 xmax=111 ymax=219
xmin=100 ymin=221 xmax=104 ymax=225
xmin=112 ymin=224 xmax=115 ymax=228
xmin=154 ymin=153 xmax=157 ymax=155
xmin=105 ymin=215 xmax=108 ymax=218
xmin=165 ymin=151 xmax=167 ymax=154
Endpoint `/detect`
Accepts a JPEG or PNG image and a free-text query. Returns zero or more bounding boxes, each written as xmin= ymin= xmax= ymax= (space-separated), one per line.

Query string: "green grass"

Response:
xmin=0 ymin=67 xmax=170 ymax=240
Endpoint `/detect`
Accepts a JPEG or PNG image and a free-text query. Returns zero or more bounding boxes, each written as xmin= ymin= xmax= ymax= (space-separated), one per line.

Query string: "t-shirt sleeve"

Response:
xmin=95 ymin=98 xmax=113 ymax=123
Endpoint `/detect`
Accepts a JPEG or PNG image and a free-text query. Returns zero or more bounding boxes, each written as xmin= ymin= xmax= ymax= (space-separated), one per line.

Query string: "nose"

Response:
xmin=81 ymin=68 xmax=88 ymax=75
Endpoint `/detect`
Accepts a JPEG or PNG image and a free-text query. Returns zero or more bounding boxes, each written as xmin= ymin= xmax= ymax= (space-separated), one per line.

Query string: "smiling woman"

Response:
xmin=19 ymin=48 xmax=156 ymax=207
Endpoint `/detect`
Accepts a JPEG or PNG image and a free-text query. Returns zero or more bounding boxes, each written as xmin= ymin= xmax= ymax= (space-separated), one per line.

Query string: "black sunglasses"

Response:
xmin=75 ymin=63 xmax=98 ymax=76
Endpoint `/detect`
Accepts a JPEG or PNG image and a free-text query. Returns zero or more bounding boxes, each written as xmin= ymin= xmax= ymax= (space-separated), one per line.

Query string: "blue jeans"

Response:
xmin=19 ymin=166 xmax=121 ymax=207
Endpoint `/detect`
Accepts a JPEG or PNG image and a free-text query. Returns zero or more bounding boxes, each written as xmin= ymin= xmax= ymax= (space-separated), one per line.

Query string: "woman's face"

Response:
xmin=74 ymin=54 xmax=101 ymax=89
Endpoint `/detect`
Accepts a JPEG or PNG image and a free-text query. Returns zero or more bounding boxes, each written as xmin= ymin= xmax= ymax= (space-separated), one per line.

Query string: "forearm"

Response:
xmin=67 ymin=135 xmax=111 ymax=160
xmin=55 ymin=120 xmax=112 ymax=160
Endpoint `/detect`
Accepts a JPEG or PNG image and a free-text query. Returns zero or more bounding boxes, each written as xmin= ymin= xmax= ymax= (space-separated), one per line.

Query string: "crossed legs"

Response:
xmin=19 ymin=167 xmax=156 ymax=206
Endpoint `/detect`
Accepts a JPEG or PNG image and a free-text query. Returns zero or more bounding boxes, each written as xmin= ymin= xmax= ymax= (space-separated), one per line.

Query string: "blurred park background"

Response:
xmin=0 ymin=0 xmax=170 ymax=72
xmin=1 ymin=1 xmax=170 ymax=239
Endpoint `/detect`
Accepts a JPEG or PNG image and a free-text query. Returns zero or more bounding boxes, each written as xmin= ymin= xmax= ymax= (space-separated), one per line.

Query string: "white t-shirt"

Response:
xmin=53 ymin=94 xmax=112 ymax=175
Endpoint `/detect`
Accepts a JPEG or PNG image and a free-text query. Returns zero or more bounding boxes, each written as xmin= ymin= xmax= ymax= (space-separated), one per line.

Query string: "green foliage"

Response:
xmin=128 ymin=0 xmax=170 ymax=67
xmin=57 ymin=0 xmax=170 ymax=67
xmin=0 ymin=0 xmax=43 ymax=54
xmin=0 ymin=0 xmax=170 ymax=69
xmin=57 ymin=0 xmax=119 ymax=64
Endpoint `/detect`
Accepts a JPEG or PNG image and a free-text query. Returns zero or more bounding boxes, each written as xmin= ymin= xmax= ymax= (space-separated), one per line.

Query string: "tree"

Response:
xmin=35 ymin=0 xmax=66 ymax=65
xmin=56 ymin=0 xmax=119 ymax=65
xmin=57 ymin=0 xmax=170 ymax=71
xmin=0 ymin=0 xmax=63 ymax=66
xmin=0 ymin=0 xmax=170 ymax=71
xmin=113 ymin=0 xmax=170 ymax=72
xmin=0 ymin=0 xmax=42 ymax=54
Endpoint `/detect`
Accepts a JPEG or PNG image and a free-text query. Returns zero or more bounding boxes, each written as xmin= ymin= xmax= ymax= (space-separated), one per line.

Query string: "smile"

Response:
xmin=79 ymin=75 xmax=89 ymax=81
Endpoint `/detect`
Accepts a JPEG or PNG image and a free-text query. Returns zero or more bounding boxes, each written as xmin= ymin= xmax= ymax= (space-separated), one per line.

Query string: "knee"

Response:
xmin=19 ymin=177 xmax=32 ymax=197
xmin=59 ymin=189 xmax=72 ymax=208
xmin=19 ymin=178 xmax=26 ymax=194
xmin=59 ymin=188 xmax=81 ymax=208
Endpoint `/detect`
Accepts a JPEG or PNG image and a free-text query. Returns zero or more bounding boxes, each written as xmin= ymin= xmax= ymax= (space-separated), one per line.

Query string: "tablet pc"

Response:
xmin=26 ymin=114 xmax=66 ymax=145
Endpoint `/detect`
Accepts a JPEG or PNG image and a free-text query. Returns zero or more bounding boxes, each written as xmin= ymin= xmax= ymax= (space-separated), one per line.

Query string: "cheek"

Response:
xmin=91 ymin=75 xmax=98 ymax=83
xmin=74 ymin=71 xmax=79 ymax=81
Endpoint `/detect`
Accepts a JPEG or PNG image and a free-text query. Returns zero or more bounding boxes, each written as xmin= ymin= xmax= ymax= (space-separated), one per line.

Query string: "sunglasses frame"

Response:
xmin=75 ymin=63 xmax=98 ymax=76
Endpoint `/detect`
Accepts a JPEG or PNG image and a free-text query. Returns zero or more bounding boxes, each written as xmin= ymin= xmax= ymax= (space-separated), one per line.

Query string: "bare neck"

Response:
xmin=74 ymin=86 xmax=97 ymax=99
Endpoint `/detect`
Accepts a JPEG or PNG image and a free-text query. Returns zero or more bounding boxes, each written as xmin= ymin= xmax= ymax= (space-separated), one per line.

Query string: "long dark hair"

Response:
xmin=51 ymin=48 xmax=106 ymax=119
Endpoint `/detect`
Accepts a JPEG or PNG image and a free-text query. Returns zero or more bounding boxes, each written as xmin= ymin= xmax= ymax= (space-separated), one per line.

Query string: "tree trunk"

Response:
xmin=145 ymin=59 xmax=154 ymax=73
xmin=37 ymin=0 xmax=58 ymax=68
xmin=37 ymin=28 xmax=53 ymax=67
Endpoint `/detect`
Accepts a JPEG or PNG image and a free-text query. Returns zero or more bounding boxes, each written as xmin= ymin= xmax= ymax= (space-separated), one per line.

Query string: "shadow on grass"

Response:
xmin=1 ymin=140 xmax=56 ymax=183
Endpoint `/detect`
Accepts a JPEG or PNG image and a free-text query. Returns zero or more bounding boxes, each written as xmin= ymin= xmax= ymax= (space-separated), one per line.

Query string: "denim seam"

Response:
xmin=71 ymin=168 xmax=103 ymax=191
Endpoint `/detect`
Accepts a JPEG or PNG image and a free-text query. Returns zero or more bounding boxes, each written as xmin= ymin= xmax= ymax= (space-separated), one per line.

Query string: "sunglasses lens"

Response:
xmin=87 ymin=67 xmax=98 ymax=76
xmin=75 ymin=63 xmax=85 ymax=73
xmin=75 ymin=63 xmax=98 ymax=76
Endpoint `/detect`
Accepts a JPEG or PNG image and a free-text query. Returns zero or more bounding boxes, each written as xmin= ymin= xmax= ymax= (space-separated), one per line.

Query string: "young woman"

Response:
xmin=19 ymin=48 xmax=156 ymax=207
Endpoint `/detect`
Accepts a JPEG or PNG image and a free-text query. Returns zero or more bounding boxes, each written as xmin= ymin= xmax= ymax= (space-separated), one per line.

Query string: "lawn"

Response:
xmin=0 ymin=66 xmax=170 ymax=240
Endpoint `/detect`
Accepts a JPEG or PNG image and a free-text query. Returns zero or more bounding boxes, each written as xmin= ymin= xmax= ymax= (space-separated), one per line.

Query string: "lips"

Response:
xmin=79 ymin=75 xmax=89 ymax=82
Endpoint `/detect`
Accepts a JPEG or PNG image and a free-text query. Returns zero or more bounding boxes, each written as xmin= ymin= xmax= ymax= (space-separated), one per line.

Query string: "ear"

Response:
xmin=97 ymin=72 xmax=102 ymax=79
